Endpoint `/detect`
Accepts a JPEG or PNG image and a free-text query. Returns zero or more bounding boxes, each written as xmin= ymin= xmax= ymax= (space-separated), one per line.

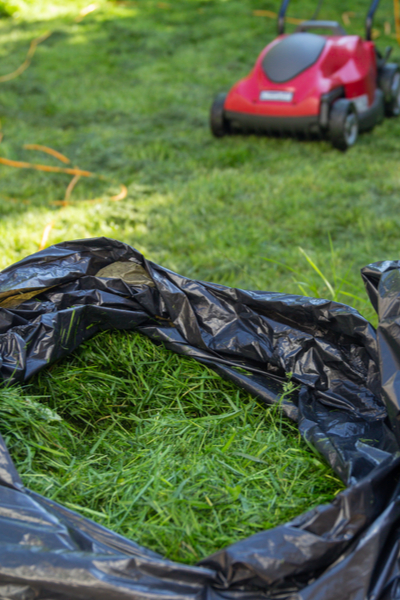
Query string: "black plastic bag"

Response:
xmin=0 ymin=237 xmax=400 ymax=599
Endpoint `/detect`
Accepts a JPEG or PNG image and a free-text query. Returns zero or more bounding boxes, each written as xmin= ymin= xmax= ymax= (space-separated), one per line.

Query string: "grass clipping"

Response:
xmin=0 ymin=331 xmax=343 ymax=564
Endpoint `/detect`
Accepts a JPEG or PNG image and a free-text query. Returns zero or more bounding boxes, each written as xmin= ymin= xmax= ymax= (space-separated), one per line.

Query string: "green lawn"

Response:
xmin=0 ymin=0 xmax=398 ymax=563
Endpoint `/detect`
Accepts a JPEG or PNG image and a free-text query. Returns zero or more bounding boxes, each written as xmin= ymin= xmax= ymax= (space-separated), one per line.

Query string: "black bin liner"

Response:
xmin=1 ymin=237 xmax=400 ymax=599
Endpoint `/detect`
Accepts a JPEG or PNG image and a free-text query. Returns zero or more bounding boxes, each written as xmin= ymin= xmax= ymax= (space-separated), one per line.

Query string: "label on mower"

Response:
xmin=259 ymin=90 xmax=293 ymax=102
xmin=351 ymin=94 xmax=369 ymax=113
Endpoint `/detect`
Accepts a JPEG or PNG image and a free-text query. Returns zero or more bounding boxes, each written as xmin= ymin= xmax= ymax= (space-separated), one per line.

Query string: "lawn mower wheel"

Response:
xmin=329 ymin=99 xmax=359 ymax=151
xmin=210 ymin=93 xmax=230 ymax=137
xmin=379 ymin=64 xmax=400 ymax=117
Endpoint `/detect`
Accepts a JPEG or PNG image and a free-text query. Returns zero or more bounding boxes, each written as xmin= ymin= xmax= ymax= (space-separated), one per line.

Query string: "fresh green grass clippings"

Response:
xmin=0 ymin=330 xmax=344 ymax=564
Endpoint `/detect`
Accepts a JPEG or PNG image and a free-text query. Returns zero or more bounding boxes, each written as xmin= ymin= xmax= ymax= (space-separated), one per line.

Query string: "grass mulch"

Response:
xmin=1 ymin=331 xmax=343 ymax=564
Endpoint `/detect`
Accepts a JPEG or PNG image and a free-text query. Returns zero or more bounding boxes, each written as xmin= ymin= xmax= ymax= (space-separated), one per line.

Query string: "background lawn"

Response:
xmin=0 ymin=0 xmax=398 ymax=563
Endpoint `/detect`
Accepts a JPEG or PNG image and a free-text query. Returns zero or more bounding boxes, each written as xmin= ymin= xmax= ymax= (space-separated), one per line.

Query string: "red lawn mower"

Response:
xmin=210 ymin=0 xmax=400 ymax=150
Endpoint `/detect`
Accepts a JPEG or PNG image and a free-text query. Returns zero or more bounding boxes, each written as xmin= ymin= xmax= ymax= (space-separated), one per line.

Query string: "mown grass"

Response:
xmin=1 ymin=331 xmax=343 ymax=564
xmin=0 ymin=0 xmax=399 ymax=323
xmin=0 ymin=0 xmax=397 ymax=563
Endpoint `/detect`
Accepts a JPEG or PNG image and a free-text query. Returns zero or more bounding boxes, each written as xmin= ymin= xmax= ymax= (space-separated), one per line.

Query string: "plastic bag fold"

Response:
xmin=0 ymin=238 xmax=399 ymax=599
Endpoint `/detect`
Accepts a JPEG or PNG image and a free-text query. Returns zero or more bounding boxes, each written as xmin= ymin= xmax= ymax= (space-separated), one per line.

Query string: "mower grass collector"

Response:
xmin=210 ymin=0 xmax=400 ymax=150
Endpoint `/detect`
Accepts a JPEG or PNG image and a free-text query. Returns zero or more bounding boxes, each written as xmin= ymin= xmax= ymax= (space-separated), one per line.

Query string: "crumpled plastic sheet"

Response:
xmin=0 ymin=237 xmax=400 ymax=599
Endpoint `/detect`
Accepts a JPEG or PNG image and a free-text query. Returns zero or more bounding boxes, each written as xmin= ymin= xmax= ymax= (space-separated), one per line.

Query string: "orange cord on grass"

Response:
xmin=111 ymin=184 xmax=128 ymax=201
xmin=39 ymin=182 xmax=127 ymax=249
xmin=0 ymin=9 xmax=129 ymax=253
xmin=0 ymin=31 xmax=52 ymax=83
xmin=0 ymin=157 xmax=94 ymax=177
xmin=0 ymin=25 xmax=127 ymax=209
xmin=24 ymin=144 xmax=71 ymax=164
xmin=64 ymin=174 xmax=81 ymax=202
xmin=25 ymin=146 xmax=86 ymax=204
xmin=75 ymin=3 xmax=99 ymax=23
xmin=38 ymin=222 xmax=54 ymax=251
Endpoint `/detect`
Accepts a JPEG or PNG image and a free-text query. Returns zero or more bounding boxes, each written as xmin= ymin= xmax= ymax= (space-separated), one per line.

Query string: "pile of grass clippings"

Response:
xmin=0 ymin=330 xmax=344 ymax=564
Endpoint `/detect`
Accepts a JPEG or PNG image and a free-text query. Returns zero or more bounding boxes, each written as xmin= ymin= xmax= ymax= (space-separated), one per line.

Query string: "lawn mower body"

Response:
xmin=211 ymin=1 xmax=400 ymax=149
xmin=225 ymin=31 xmax=381 ymax=135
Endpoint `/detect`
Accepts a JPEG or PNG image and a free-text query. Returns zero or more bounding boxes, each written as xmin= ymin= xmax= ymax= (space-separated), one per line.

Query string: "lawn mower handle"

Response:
xmin=278 ymin=0 xmax=323 ymax=34
xmin=278 ymin=0 xmax=291 ymax=35
xmin=279 ymin=0 xmax=381 ymax=39
xmin=296 ymin=20 xmax=346 ymax=35
xmin=366 ymin=0 xmax=381 ymax=40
